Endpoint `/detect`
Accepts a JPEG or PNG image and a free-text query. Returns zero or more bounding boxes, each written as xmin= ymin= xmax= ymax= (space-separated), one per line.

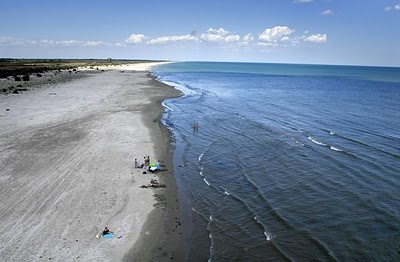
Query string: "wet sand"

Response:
xmin=0 ymin=63 xmax=183 ymax=261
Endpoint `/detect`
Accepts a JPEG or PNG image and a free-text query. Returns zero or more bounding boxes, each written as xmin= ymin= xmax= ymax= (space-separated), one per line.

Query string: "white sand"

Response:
xmin=0 ymin=62 xmax=174 ymax=261
xmin=77 ymin=61 xmax=172 ymax=72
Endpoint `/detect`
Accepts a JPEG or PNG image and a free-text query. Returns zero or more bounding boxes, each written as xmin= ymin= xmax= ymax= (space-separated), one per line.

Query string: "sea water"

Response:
xmin=152 ymin=62 xmax=400 ymax=261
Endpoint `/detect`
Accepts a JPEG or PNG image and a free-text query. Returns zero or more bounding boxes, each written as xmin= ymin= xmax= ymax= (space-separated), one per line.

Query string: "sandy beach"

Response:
xmin=0 ymin=62 xmax=183 ymax=261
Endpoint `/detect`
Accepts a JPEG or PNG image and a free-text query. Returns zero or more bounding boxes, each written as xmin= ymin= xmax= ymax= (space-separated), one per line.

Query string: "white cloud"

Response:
xmin=384 ymin=4 xmax=400 ymax=11
xmin=321 ymin=10 xmax=334 ymax=15
xmin=293 ymin=0 xmax=313 ymax=3
xmin=258 ymin=26 xmax=295 ymax=44
xmin=224 ymin=34 xmax=240 ymax=42
xmin=39 ymin=40 xmax=54 ymax=45
xmin=1 ymin=25 xmax=327 ymax=52
xmin=57 ymin=40 xmax=81 ymax=46
xmin=0 ymin=37 xmax=36 ymax=46
xmin=0 ymin=37 xmax=19 ymax=45
xmin=0 ymin=37 xmax=112 ymax=47
xmin=46 ymin=40 xmax=110 ymax=47
xmin=82 ymin=41 xmax=110 ymax=47
xmin=281 ymin=36 xmax=290 ymax=42
xmin=257 ymin=42 xmax=278 ymax=47
xmin=200 ymin=28 xmax=240 ymax=43
xmin=148 ymin=34 xmax=198 ymax=44
xmin=125 ymin=34 xmax=147 ymax=44
xmin=243 ymin=33 xmax=254 ymax=42
xmin=304 ymin=33 xmax=327 ymax=43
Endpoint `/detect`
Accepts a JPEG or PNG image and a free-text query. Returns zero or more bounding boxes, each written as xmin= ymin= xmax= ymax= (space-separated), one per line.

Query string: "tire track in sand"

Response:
xmin=0 ymin=115 xmax=112 ymax=260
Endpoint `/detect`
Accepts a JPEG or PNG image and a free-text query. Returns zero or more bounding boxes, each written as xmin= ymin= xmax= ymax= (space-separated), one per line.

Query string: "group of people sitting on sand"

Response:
xmin=134 ymin=156 xmax=150 ymax=169
xmin=99 ymin=155 xmax=160 ymax=238
xmin=99 ymin=157 xmax=153 ymax=238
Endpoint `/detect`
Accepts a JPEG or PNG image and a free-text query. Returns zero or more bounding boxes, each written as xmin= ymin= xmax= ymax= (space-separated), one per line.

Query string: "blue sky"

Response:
xmin=1 ymin=0 xmax=399 ymax=67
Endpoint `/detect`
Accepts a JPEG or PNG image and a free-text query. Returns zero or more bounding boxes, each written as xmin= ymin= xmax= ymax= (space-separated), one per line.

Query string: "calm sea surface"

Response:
xmin=152 ymin=62 xmax=400 ymax=261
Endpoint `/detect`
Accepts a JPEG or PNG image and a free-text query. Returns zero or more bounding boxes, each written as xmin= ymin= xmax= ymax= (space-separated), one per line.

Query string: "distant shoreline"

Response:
xmin=0 ymin=59 xmax=170 ymax=95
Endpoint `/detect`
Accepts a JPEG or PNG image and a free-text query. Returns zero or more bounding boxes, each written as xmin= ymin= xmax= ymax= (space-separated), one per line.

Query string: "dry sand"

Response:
xmin=0 ymin=62 xmax=183 ymax=261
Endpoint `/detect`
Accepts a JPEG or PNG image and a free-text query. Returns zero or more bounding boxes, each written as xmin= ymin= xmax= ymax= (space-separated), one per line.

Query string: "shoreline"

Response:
xmin=0 ymin=62 xmax=184 ymax=261
xmin=122 ymin=73 xmax=185 ymax=261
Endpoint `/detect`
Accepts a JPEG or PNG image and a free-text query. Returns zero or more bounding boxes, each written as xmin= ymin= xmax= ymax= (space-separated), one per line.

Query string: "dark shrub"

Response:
xmin=14 ymin=75 xmax=21 ymax=81
xmin=22 ymin=74 xmax=30 ymax=81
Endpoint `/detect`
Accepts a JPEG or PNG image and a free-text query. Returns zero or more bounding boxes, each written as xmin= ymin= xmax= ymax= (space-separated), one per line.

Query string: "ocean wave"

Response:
xmin=254 ymin=216 xmax=275 ymax=241
xmin=203 ymin=178 xmax=210 ymax=186
xmin=207 ymin=213 xmax=215 ymax=262
xmin=221 ymin=186 xmax=230 ymax=196
xmin=161 ymin=101 xmax=174 ymax=111
xmin=308 ymin=136 xmax=328 ymax=146
xmin=199 ymin=152 xmax=204 ymax=161
xmin=159 ymin=79 xmax=198 ymax=96
xmin=330 ymin=146 xmax=343 ymax=152
xmin=264 ymin=231 xmax=276 ymax=241
xmin=308 ymin=136 xmax=345 ymax=153
xmin=208 ymin=231 xmax=214 ymax=262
